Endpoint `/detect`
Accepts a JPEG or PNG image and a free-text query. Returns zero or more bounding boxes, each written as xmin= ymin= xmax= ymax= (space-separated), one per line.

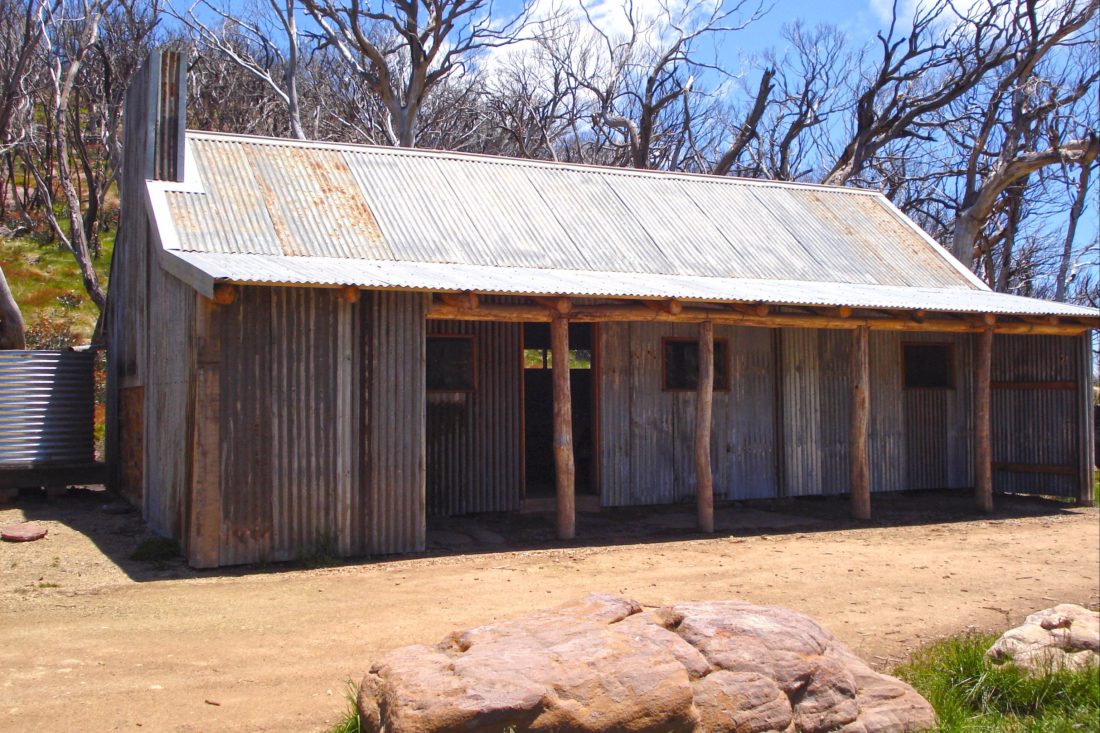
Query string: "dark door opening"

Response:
xmin=523 ymin=323 xmax=596 ymax=499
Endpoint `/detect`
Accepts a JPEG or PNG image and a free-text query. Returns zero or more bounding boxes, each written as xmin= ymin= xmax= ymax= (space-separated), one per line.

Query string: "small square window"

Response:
xmin=663 ymin=338 xmax=730 ymax=391
xmin=427 ymin=335 xmax=475 ymax=392
xmin=902 ymin=343 xmax=954 ymax=389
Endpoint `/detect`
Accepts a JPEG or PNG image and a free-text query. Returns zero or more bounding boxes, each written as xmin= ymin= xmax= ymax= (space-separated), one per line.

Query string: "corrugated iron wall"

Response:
xmin=364 ymin=291 xmax=426 ymax=554
xmin=780 ymin=329 xmax=851 ymax=496
xmin=867 ymin=332 xmax=905 ymax=492
xmin=598 ymin=322 xmax=778 ymax=506
xmin=208 ymin=287 xmax=425 ymax=564
xmin=0 ymin=351 xmax=95 ymax=467
xmin=991 ymin=334 xmax=1080 ymax=497
xmin=901 ymin=332 xmax=975 ymax=490
xmin=425 ymin=320 xmax=522 ymax=516
xmin=216 ymin=287 xmax=351 ymax=563
xmin=107 ymin=50 xmax=189 ymax=509
xmin=597 ymin=324 xmax=999 ymax=503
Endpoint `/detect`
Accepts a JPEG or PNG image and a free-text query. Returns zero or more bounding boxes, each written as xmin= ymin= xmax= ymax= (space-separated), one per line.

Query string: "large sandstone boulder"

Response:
xmin=357 ymin=595 xmax=935 ymax=733
xmin=987 ymin=604 xmax=1099 ymax=673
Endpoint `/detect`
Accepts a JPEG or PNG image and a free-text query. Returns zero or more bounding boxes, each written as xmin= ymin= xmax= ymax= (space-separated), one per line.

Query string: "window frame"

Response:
xmin=900 ymin=341 xmax=956 ymax=390
xmin=660 ymin=336 xmax=732 ymax=393
xmin=426 ymin=333 xmax=478 ymax=394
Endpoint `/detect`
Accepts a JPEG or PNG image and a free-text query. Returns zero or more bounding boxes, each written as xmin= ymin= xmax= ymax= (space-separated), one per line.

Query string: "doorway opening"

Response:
xmin=523 ymin=322 xmax=597 ymax=500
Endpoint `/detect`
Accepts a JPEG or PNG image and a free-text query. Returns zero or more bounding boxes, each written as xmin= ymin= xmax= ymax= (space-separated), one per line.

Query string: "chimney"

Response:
xmin=125 ymin=48 xmax=188 ymax=184
xmin=151 ymin=50 xmax=187 ymax=182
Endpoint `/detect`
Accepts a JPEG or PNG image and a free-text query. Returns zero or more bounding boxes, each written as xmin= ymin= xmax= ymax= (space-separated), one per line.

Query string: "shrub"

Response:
xmin=24 ymin=311 xmax=79 ymax=349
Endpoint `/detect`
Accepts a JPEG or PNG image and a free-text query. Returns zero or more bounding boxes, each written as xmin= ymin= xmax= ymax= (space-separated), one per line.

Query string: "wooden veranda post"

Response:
xmin=696 ymin=320 xmax=715 ymax=533
xmin=1078 ymin=332 xmax=1096 ymax=507
xmin=975 ymin=327 xmax=994 ymax=513
xmin=189 ymin=294 xmax=223 ymax=568
xmin=850 ymin=326 xmax=871 ymax=520
xmin=551 ymin=313 xmax=576 ymax=539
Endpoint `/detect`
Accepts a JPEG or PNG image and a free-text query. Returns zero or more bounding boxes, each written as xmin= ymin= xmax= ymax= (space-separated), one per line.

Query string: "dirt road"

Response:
xmin=1 ymin=490 xmax=1097 ymax=732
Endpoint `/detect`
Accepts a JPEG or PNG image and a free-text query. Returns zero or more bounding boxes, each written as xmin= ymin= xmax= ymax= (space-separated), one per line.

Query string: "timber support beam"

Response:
xmin=551 ymin=313 xmax=576 ymax=539
xmin=426 ymin=301 xmax=1090 ymax=336
xmin=975 ymin=327 xmax=994 ymax=514
xmin=696 ymin=320 xmax=715 ymax=533
xmin=849 ymin=326 xmax=871 ymax=520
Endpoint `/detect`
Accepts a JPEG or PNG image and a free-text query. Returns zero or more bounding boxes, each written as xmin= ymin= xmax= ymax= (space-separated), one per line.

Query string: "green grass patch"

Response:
xmin=0 ymin=229 xmax=113 ymax=345
xmin=896 ymin=633 xmax=1100 ymax=732
xmin=130 ymin=536 xmax=181 ymax=562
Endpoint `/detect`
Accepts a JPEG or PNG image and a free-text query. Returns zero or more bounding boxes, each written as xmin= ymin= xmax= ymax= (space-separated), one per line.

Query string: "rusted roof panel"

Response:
xmin=147 ymin=131 xmax=1097 ymax=318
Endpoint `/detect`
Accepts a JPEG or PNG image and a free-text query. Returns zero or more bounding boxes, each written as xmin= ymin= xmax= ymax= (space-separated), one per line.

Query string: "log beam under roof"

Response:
xmin=427 ymin=298 xmax=1091 ymax=336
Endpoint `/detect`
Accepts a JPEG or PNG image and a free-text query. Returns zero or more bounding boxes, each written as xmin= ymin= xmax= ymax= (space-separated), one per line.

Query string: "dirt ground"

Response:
xmin=1 ymin=488 xmax=1097 ymax=733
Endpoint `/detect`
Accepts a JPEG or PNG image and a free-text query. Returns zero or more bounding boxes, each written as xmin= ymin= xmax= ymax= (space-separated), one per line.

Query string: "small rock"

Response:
xmin=1 ymin=522 xmax=48 ymax=542
xmin=987 ymin=603 xmax=1099 ymax=673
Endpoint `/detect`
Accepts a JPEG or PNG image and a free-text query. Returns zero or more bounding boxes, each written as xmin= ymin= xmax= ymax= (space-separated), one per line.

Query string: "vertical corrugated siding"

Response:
xmin=598 ymin=322 xmax=778 ymax=506
xmin=365 ymin=291 xmax=426 ymax=554
xmin=214 ymin=286 xmax=361 ymax=564
xmin=598 ymin=325 xmax=1080 ymax=507
xmin=426 ymin=320 xmax=522 ymax=516
xmin=991 ymin=335 xmax=1079 ymax=497
xmin=780 ymin=329 xmax=849 ymax=497
xmin=143 ymin=266 xmax=194 ymax=539
xmin=900 ymin=332 xmax=974 ymax=490
xmin=781 ymin=329 xmax=977 ymax=498
xmin=722 ymin=327 xmax=778 ymax=499
xmin=867 ymin=332 xmax=906 ymax=492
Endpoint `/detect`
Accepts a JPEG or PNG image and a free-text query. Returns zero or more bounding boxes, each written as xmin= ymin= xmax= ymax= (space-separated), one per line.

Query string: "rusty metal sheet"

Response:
xmin=148 ymin=131 xmax=1099 ymax=320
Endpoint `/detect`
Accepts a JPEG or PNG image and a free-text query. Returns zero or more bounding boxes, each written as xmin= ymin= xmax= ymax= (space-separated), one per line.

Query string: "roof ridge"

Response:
xmin=183 ymin=129 xmax=882 ymax=197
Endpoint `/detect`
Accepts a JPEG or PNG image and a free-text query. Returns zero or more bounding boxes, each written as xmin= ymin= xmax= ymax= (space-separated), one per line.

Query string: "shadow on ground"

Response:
xmin=0 ymin=484 xmax=1088 ymax=583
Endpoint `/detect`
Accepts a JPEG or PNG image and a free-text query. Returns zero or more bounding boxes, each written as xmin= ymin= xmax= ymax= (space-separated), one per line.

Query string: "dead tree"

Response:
xmin=302 ymin=0 xmax=536 ymax=147
xmin=18 ymin=0 xmax=107 ymax=312
xmin=537 ymin=0 xmax=763 ymax=170
xmin=1055 ymin=161 xmax=1095 ymax=301
xmin=950 ymin=1 xmax=1099 ymax=267
xmin=178 ymin=0 xmax=307 ymax=139
xmin=822 ymin=0 xmax=1024 ymax=187
xmin=0 ymin=0 xmax=54 ymax=222
xmin=0 ymin=263 xmax=25 ymax=349
xmin=731 ymin=21 xmax=847 ymax=180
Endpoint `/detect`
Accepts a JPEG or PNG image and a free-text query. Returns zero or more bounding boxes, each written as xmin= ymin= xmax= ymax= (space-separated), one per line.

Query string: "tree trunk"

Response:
xmin=0 ymin=264 xmax=26 ymax=349
xmin=1055 ymin=163 xmax=1091 ymax=302
xmin=951 ymin=211 xmax=983 ymax=266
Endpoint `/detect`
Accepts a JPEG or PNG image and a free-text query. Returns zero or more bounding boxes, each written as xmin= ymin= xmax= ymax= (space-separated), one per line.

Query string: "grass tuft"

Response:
xmin=324 ymin=681 xmax=362 ymax=733
xmin=896 ymin=632 xmax=1100 ymax=732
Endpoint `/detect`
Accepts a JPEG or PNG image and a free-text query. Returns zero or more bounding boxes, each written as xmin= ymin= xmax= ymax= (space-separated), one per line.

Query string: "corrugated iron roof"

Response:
xmin=161 ymin=250 xmax=1097 ymax=317
xmin=145 ymin=131 xmax=1098 ymax=318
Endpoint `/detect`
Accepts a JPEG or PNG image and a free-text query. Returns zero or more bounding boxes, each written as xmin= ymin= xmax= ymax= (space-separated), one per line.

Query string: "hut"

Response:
xmin=107 ymin=52 xmax=1097 ymax=568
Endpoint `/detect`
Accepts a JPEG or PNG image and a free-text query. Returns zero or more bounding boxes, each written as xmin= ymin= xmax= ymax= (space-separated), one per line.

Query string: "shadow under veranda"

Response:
xmin=1 ymin=483 xmax=1090 ymax=584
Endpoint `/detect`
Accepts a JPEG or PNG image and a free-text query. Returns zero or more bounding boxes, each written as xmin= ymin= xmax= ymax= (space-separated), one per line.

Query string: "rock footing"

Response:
xmin=357 ymin=594 xmax=936 ymax=733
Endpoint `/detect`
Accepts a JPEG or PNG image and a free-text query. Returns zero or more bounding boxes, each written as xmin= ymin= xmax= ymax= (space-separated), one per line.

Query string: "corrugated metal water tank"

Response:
xmin=0 ymin=350 xmax=95 ymax=467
